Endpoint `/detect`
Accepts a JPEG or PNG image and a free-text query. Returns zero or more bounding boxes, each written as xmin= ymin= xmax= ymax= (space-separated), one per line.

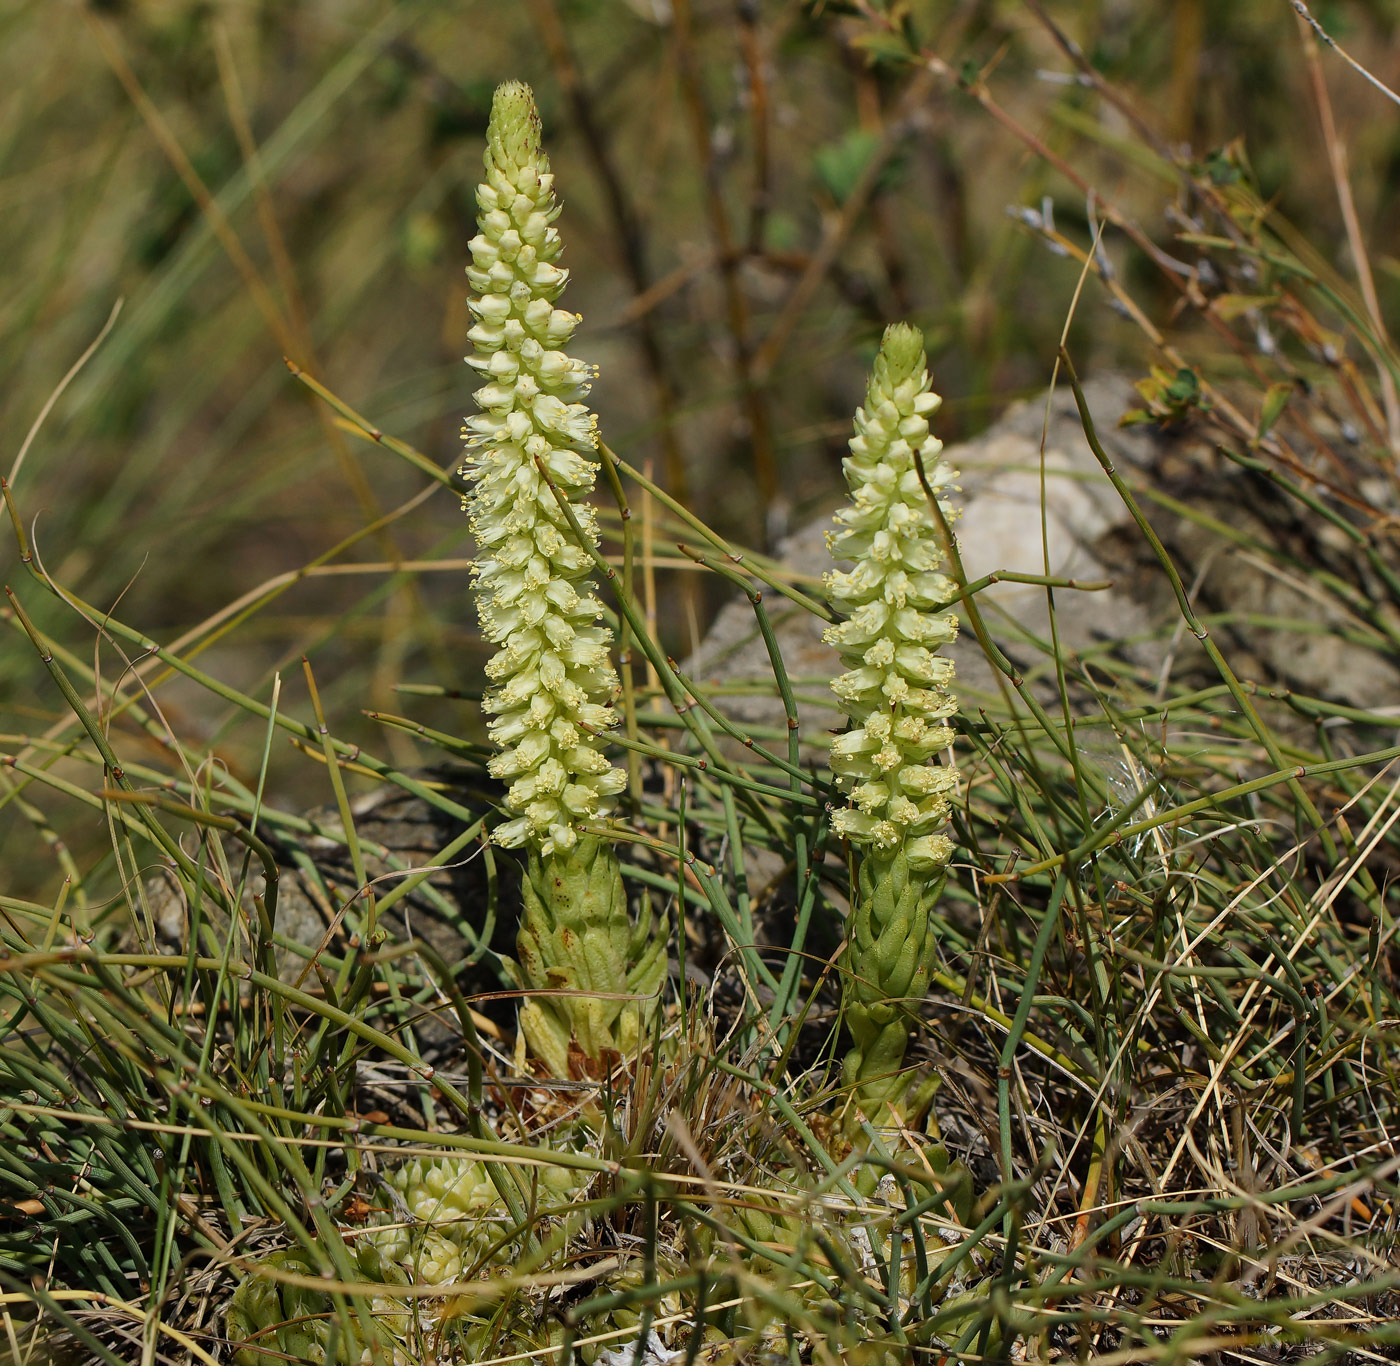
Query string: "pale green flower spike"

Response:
xmin=826 ymin=323 xmax=959 ymax=1129
xmin=825 ymin=322 xmax=959 ymax=872
xmin=463 ymin=82 xmax=662 ymax=1075
xmin=226 ymin=1245 xmax=411 ymax=1365
xmin=461 ymin=79 xmax=626 ymax=858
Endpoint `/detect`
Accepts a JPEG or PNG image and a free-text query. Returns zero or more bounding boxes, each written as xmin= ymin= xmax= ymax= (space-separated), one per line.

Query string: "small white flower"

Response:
xmin=461 ymin=82 xmax=625 ymax=856
xmin=825 ymin=324 xmax=958 ymax=863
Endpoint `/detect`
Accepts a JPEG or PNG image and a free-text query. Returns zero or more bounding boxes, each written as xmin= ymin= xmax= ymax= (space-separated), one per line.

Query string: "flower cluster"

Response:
xmin=226 ymin=1245 xmax=412 ymax=1366
xmin=461 ymin=81 xmax=625 ymax=855
xmin=387 ymin=1155 xmax=500 ymax=1228
xmin=825 ymin=323 xmax=959 ymax=870
xmin=366 ymin=1154 xmax=584 ymax=1288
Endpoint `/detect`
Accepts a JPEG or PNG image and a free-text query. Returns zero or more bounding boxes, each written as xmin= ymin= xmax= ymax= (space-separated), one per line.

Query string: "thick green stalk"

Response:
xmin=516 ymin=836 xmax=665 ymax=1076
xmin=841 ymin=848 xmax=943 ymax=1126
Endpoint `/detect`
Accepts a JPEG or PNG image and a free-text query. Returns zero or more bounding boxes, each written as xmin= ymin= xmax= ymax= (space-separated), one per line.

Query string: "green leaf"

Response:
xmin=813 ymin=128 xmax=885 ymax=204
xmin=849 ymin=30 xmax=918 ymax=67
xmin=905 ymin=0 xmax=940 ymax=47
xmin=1256 ymin=382 xmax=1293 ymax=442
xmin=1203 ymin=147 xmax=1242 ymax=186
xmin=1164 ymin=368 xmax=1200 ymax=403
xmin=1212 ymin=293 xmax=1279 ymax=322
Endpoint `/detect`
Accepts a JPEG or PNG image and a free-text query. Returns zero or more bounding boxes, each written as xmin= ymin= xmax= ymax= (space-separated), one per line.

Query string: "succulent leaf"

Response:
xmin=515 ymin=834 xmax=665 ymax=1073
xmin=841 ymin=849 xmax=945 ymax=1122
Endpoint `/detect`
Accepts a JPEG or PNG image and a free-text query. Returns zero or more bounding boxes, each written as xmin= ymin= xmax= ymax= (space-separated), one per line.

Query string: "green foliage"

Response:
xmin=4 ymin=4 xmax=1400 ymax=1364
xmin=813 ymin=128 xmax=906 ymax=204
xmin=1120 ymin=363 xmax=1212 ymax=426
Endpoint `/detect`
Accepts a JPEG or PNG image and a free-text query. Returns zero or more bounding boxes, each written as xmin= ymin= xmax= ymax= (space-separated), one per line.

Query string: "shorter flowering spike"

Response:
xmin=825 ymin=322 xmax=959 ymax=871
xmin=826 ymin=323 xmax=960 ymax=1134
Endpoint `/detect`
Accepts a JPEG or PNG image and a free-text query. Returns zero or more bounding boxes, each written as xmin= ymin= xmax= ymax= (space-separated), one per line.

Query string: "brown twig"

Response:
xmin=736 ymin=0 xmax=772 ymax=256
xmin=1295 ymin=8 xmax=1400 ymax=459
xmin=752 ymin=62 xmax=935 ymax=387
xmin=854 ymin=62 xmax=912 ymax=317
xmin=528 ymin=0 xmax=692 ymax=507
xmin=671 ymin=0 xmax=779 ymax=529
xmin=1290 ymin=0 xmax=1400 ymax=109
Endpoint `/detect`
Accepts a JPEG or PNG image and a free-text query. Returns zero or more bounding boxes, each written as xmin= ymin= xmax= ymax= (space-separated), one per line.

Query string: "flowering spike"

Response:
xmin=824 ymin=322 xmax=959 ymax=872
xmin=461 ymin=80 xmax=625 ymax=858
xmin=827 ymin=323 xmax=960 ymax=1134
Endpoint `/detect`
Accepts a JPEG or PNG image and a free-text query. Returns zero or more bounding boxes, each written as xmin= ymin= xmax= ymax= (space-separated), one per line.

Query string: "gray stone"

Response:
xmin=686 ymin=373 xmax=1400 ymax=740
xmin=142 ymin=374 xmax=1400 ymax=975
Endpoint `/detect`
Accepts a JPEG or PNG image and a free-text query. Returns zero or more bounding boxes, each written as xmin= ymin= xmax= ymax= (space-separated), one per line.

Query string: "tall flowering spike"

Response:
xmin=825 ymin=323 xmax=959 ymax=873
xmin=462 ymin=82 xmax=664 ymax=1078
xmin=462 ymin=80 xmax=626 ymax=858
xmin=827 ymin=324 xmax=959 ymax=1135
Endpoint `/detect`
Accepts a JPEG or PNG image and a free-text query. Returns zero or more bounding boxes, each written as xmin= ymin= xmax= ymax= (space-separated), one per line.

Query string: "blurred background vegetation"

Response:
xmin=5 ymin=0 xmax=1400 ymax=894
